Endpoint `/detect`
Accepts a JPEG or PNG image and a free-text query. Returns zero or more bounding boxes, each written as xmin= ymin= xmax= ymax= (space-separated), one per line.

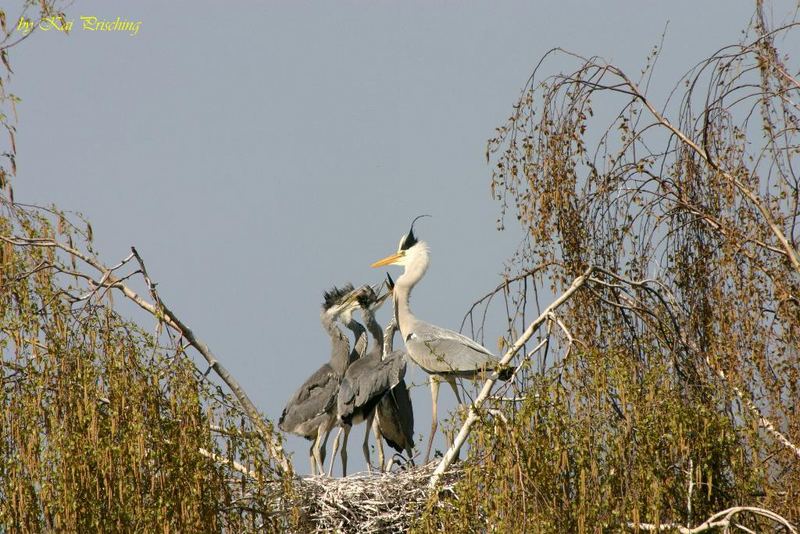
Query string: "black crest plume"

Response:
xmin=385 ymin=272 xmax=395 ymax=291
xmin=400 ymin=214 xmax=431 ymax=251
xmin=322 ymin=283 xmax=355 ymax=310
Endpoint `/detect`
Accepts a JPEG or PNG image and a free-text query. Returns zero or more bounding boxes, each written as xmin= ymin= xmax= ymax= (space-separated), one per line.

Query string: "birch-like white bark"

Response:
xmin=429 ymin=267 xmax=594 ymax=487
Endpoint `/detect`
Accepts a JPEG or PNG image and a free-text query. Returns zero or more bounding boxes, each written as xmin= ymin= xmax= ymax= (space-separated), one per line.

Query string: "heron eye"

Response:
xmin=405 ymin=333 xmax=415 ymax=342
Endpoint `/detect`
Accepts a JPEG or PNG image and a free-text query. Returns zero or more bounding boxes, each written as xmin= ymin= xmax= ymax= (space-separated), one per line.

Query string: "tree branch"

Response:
xmin=627 ymin=506 xmax=797 ymax=533
xmin=429 ymin=266 xmax=594 ymax=487
xmin=129 ymin=247 xmax=293 ymax=475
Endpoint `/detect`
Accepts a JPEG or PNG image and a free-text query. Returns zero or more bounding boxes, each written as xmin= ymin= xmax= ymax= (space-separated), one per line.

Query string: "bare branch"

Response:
xmin=628 ymin=506 xmax=797 ymax=533
xmin=198 ymin=448 xmax=259 ymax=480
xmin=430 ymin=266 xmax=594 ymax=487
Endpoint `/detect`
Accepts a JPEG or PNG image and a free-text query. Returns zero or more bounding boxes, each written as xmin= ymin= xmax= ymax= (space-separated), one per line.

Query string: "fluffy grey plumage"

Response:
xmin=337 ymin=349 xmax=406 ymax=425
xmin=373 ymin=273 xmax=415 ymax=458
xmin=279 ymin=283 xmax=361 ymax=475
xmin=329 ymin=281 xmax=415 ymax=472
xmin=336 ymin=284 xmax=397 ymax=426
xmin=278 ymin=365 xmax=339 ymax=438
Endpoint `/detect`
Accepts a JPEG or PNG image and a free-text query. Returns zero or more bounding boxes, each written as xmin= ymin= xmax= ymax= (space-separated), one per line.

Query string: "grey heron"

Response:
xmin=371 ymin=216 xmax=512 ymax=462
xmin=373 ymin=272 xmax=415 ymax=470
xmin=335 ymin=283 xmax=414 ymax=473
xmin=278 ymin=284 xmax=363 ymax=475
xmin=333 ymin=284 xmax=389 ymax=474
xmin=325 ymin=285 xmax=370 ymax=476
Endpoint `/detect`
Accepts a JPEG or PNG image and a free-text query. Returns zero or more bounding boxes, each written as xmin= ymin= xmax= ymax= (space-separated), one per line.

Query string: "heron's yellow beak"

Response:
xmin=371 ymin=251 xmax=404 ymax=268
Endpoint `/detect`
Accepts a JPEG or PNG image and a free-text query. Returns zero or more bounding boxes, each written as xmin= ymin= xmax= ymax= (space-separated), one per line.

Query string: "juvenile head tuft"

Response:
xmin=322 ymin=283 xmax=355 ymax=310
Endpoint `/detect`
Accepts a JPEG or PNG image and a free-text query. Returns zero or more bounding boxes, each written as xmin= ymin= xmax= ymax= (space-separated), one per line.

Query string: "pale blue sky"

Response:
xmin=8 ymin=0 xmax=765 ymax=473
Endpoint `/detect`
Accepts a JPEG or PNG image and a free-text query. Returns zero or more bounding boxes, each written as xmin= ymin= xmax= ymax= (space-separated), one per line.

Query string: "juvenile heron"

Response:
xmin=334 ymin=283 xmax=409 ymax=474
xmin=328 ymin=285 xmax=372 ymax=476
xmin=278 ymin=284 xmax=363 ymax=475
xmin=326 ymin=285 xmax=370 ymax=477
xmin=374 ymin=273 xmax=415 ymax=470
xmin=371 ymin=216 xmax=512 ymax=462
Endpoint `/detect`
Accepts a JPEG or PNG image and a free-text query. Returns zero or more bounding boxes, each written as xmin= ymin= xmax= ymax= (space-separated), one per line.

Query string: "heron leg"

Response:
xmin=327 ymin=426 xmax=342 ymax=477
xmin=445 ymin=377 xmax=463 ymax=458
xmin=340 ymin=425 xmax=351 ymax=477
xmin=319 ymin=427 xmax=332 ymax=470
xmin=424 ymin=375 xmax=441 ymax=463
xmin=311 ymin=425 xmax=327 ymax=476
xmin=363 ymin=412 xmax=375 ymax=473
xmin=446 ymin=376 xmax=463 ymax=405
xmin=372 ymin=415 xmax=386 ymax=472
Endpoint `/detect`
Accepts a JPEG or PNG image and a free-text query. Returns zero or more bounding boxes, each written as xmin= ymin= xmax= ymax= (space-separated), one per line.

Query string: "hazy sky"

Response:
xmin=8 ymin=0 xmax=767 ymax=474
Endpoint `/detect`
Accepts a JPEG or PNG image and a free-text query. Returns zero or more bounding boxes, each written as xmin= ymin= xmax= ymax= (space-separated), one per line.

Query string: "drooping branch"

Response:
xmin=589 ymin=268 xmax=800 ymax=461
xmin=609 ymin=65 xmax=800 ymax=274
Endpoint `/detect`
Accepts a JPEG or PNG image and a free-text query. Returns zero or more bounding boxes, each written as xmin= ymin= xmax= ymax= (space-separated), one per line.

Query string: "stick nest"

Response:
xmin=290 ymin=462 xmax=462 ymax=533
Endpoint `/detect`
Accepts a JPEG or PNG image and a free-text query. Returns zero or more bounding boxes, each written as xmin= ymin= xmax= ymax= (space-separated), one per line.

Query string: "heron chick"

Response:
xmin=278 ymin=284 xmax=363 ymax=476
xmin=333 ymin=283 xmax=403 ymax=474
xmin=373 ymin=272 xmax=415 ymax=470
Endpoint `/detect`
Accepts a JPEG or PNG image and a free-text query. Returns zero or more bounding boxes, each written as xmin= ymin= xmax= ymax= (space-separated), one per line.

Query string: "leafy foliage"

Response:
xmin=418 ymin=4 xmax=800 ymax=532
xmin=0 ymin=203 xmax=294 ymax=532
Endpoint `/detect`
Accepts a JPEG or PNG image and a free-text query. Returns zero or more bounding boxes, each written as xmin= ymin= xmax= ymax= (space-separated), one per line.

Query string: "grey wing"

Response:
xmin=383 ymin=349 xmax=408 ymax=389
xmin=377 ymin=378 xmax=414 ymax=454
xmin=338 ymin=354 xmax=407 ymax=423
xmin=336 ymin=371 xmax=359 ymax=423
xmin=337 ymin=357 xmax=384 ymax=422
xmin=406 ymin=323 xmax=499 ymax=376
xmin=279 ymin=364 xmax=338 ymax=433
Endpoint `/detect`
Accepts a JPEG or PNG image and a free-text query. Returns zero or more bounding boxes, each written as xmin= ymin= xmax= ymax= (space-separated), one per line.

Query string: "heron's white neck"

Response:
xmin=394 ymin=242 xmax=429 ymax=338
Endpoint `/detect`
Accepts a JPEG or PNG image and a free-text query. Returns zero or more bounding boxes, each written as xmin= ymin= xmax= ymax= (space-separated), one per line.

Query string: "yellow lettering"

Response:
xmin=76 ymin=15 xmax=141 ymax=36
xmin=38 ymin=16 xmax=71 ymax=33
xmin=80 ymin=16 xmax=97 ymax=31
xmin=16 ymin=17 xmax=32 ymax=34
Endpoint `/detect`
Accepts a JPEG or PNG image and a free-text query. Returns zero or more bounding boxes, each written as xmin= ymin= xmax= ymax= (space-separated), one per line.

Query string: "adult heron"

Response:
xmin=371 ymin=216 xmax=512 ymax=462
xmin=278 ymin=284 xmax=363 ymax=475
xmin=334 ymin=283 xmax=410 ymax=474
